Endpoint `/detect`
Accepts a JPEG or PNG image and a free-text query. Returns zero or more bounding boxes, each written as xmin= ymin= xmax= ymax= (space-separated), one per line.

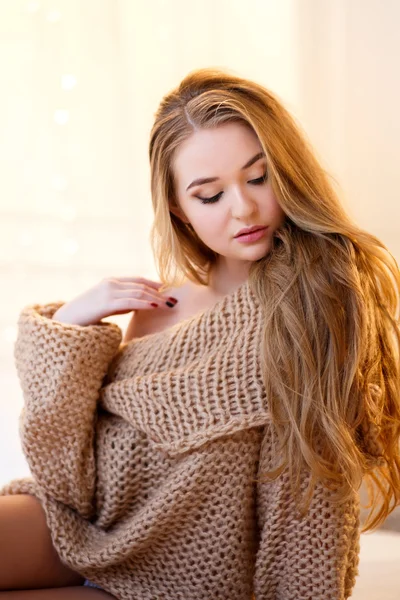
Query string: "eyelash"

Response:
xmin=196 ymin=173 xmax=268 ymax=204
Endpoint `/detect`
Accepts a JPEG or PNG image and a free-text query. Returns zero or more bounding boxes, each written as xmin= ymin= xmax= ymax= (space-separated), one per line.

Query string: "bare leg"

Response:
xmin=0 ymin=588 xmax=116 ymax=598
xmin=0 ymin=495 xmax=85 ymax=590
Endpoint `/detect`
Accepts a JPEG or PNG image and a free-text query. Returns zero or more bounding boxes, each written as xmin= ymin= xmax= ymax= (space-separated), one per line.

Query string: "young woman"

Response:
xmin=0 ymin=67 xmax=399 ymax=600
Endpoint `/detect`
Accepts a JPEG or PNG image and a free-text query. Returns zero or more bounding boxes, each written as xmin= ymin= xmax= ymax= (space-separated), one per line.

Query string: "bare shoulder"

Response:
xmin=123 ymin=281 xmax=190 ymax=343
xmin=123 ymin=277 xmax=244 ymax=343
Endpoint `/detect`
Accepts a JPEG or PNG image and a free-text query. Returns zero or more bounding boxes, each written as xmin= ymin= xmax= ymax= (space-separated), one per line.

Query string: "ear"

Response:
xmin=169 ymin=201 xmax=189 ymax=224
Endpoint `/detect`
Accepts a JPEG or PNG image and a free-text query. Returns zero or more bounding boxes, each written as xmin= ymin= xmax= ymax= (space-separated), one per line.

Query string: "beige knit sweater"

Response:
xmin=0 ymin=280 xmax=361 ymax=599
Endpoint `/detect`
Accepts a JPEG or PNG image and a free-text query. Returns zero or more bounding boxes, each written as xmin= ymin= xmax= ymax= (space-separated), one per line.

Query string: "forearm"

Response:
xmin=14 ymin=301 xmax=122 ymax=518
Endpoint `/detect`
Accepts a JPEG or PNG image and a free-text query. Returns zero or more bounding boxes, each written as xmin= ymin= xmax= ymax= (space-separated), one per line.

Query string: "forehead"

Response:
xmin=172 ymin=122 xmax=262 ymax=182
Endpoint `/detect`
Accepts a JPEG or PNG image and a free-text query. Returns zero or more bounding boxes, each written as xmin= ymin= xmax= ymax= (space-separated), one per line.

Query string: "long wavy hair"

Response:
xmin=148 ymin=67 xmax=400 ymax=533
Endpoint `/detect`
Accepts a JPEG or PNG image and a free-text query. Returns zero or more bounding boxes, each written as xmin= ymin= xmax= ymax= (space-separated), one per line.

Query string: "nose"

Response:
xmin=231 ymin=186 xmax=258 ymax=218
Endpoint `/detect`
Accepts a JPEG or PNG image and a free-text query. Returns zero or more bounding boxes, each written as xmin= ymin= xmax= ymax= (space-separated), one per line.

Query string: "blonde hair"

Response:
xmin=148 ymin=67 xmax=400 ymax=533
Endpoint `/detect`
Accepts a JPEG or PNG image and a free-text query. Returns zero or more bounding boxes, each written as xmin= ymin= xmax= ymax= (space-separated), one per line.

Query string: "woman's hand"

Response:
xmin=52 ymin=276 xmax=178 ymax=326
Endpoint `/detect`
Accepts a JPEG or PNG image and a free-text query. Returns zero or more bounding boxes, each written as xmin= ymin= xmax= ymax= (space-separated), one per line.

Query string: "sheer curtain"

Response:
xmin=0 ymin=1 xmax=399 ymax=584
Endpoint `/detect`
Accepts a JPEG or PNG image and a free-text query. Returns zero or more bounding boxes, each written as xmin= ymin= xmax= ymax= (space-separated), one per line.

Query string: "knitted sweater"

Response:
xmin=0 ymin=279 xmax=361 ymax=600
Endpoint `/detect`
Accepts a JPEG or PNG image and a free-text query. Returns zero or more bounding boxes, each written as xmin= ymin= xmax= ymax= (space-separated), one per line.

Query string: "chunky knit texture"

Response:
xmin=0 ymin=279 xmax=361 ymax=599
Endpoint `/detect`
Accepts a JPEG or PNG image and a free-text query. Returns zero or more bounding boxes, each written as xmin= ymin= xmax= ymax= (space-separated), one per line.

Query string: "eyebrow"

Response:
xmin=185 ymin=151 xmax=266 ymax=191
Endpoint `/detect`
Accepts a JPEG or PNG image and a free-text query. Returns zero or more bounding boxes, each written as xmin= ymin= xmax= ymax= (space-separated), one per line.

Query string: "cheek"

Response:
xmin=197 ymin=221 xmax=223 ymax=242
xmin=192 ymin=212 xmax=227 ymax=245
xmin=274 ymin=202 xmax=285 ymax=219
xmin=268 ymin=195 xmax=284 ymax=220
xmin=194 ymin=208 xmax=225 ymax=231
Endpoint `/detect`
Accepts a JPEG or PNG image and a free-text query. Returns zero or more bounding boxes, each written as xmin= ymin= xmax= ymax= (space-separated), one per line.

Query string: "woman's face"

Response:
xmin=170 ymin=122 xmax=285 ymax=271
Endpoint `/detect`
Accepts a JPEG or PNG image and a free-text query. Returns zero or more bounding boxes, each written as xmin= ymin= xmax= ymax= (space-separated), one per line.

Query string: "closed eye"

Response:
xmin=197 ymin=172 xmax=268 ymax=204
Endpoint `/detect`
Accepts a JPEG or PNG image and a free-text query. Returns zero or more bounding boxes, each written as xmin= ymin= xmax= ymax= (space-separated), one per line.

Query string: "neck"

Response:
xmin=207 ymin=260 xmax=250 ymax=296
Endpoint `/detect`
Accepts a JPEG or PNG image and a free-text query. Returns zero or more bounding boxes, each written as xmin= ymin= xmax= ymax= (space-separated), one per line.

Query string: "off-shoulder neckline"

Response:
xmin=129 ymin=277 xmax=251 ymax=345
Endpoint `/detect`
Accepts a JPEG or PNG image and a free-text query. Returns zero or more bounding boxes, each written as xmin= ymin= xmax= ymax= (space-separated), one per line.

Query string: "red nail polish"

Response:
xmin=168 ymin=297 xmax=178 ymax=303
xmin=150 ymin=303 xmax=158 ymax=307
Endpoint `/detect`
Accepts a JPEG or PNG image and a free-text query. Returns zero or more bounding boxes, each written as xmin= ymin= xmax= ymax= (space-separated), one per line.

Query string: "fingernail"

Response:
xmin=168 ymin=297 xmax=179 ymax=304
xmin=150 ymin=303 xmax=158 ymax=307
xmin=165 ymin=301 xmax=176 ymax=308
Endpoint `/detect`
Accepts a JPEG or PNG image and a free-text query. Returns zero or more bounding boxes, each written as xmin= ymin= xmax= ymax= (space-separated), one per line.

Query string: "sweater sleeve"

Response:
xmin=5 ymin=301 xmax=122 ymax=520
xmin=253 ymin=426 xmax=361 ymax=600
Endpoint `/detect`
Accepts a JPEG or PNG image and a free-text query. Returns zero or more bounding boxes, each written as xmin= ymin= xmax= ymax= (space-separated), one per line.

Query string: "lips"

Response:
xmin=235 ymin=226 xmax=266 ymax=238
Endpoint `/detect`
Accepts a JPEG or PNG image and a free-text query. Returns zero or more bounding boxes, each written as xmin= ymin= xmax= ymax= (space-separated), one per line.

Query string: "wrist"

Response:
xmin=52 ymin=307 xmax=81 ymax=325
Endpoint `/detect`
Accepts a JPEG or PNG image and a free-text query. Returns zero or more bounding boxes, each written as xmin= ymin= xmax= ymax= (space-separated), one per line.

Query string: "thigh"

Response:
xmin=0 ymin=494 xmax=85 ymax=590
xmin=0 ymin=588 xmax=116 ymax=598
